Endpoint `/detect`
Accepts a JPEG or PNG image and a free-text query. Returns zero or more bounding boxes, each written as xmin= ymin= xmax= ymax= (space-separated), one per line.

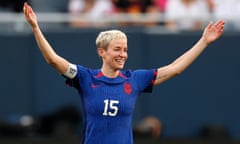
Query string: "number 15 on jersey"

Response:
xmin=102 ymin=99 xmax=119 ymax=117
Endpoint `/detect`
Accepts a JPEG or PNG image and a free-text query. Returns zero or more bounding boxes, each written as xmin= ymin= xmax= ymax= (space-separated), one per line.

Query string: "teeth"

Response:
xmin=116 ymin=59 xmax=124 ymax=64
xmin=116 ymin=59 xmax=122 ymax=62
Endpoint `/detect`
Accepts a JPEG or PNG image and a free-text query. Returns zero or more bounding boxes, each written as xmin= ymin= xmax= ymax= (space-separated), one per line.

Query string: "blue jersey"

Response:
xmin=66 ymin=65 xmax=157 ymax=144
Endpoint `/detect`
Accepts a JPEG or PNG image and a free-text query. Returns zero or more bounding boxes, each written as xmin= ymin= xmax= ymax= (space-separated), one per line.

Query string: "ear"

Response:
xmin=97 ymin=47 xmax=104 ymax=58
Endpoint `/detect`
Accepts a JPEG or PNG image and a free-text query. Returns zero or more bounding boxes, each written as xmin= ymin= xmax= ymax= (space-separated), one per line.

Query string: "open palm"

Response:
xmin=202 ymin=20 xmax=225 ymax=45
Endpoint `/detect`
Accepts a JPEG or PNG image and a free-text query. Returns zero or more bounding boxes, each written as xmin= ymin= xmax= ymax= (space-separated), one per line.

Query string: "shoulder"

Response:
xmin=75 ymin=64 xmax=100 ymax=78
xmin=120 ymin=69 xmax=157 ymax=78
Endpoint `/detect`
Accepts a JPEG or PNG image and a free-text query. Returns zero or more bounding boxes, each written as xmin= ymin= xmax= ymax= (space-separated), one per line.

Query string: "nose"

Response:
xmin=119 ymin=51 xmax=127 ymax=57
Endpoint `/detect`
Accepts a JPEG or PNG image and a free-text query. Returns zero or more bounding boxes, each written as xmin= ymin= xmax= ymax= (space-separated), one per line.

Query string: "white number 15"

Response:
xmin=102 ymin=99 xmax=119 ymax=116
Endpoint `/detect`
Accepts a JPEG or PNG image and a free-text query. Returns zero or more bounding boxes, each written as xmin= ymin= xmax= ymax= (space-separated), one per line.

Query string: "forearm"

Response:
xmin=155 ymin=20 xmax=224 ymax=85
xmin=32 ymin=26 xmax=69 ymax=74
xmin=32 ymin=26 xmax=56 ymax=62
xmin=171 ymin=36 xmax=208 ymax=74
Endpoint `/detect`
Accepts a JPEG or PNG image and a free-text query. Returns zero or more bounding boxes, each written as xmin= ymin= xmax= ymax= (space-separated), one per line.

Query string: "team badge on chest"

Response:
xmin=124 ymin=82 xmax=132 ymax=95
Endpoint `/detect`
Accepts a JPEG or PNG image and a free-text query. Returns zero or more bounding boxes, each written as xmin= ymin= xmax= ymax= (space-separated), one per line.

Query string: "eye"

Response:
xmin=114 ymin=47 xmax=121 ymax=51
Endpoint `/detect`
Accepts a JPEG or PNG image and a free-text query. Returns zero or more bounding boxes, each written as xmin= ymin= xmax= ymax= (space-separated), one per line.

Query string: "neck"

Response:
xmin=101 ymin=68 xmax=120 ymax=78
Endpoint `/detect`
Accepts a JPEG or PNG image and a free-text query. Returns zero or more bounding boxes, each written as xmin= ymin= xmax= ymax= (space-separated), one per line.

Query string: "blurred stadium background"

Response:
xmin=0 ymin=0 xmax=240 ymax=143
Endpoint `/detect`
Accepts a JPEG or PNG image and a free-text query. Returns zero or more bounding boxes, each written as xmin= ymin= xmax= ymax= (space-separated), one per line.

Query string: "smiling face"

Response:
xmin=96 ymin=30 xmax=128 ymax=76
xmin=99 ymin=38 xmax=128 ymax=71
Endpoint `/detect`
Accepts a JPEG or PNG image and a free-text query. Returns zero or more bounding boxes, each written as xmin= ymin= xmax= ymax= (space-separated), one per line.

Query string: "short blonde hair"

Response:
xmin=96 ymin=30 xmax=127 ymax=50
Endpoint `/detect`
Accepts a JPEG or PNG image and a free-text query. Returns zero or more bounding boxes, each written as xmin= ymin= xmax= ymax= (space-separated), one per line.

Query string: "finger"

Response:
xmin=24 ymin=2 xmax=29 ymax=8
xmin=214 ymin=20 xmax=225 ymax=28
xmin=23 ymin=2 xmax=29 ymax=16
xmin=206 ymin=21 xmax=212 ymax=28
xmin=24 ymin=3 xmax=33 ymax=18
xmin=29 ymin=6 xmax=33 ymax=14
xmin=206 ymin=21 xmax=213 ymax=30
xmin=23 ymin=2 xmax=29 ymax=12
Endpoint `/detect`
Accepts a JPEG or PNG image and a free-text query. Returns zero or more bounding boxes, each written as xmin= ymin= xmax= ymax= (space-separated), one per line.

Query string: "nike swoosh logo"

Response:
xmin=91 ymin=83 xmax=101 ymax=88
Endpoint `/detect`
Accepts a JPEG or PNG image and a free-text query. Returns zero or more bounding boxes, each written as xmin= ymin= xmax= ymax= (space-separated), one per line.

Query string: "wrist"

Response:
xmin=31 ymin=25 xmax=39 ymax=32
xmin=200 ymin=36 xmax=210 ymax=46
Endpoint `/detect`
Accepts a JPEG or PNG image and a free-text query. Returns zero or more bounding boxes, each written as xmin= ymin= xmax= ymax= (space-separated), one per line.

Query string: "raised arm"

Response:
xmin=154 ymin=20 xmax=225 ymax=85
xmin=23 ymin=2 xmax=72 ymax=77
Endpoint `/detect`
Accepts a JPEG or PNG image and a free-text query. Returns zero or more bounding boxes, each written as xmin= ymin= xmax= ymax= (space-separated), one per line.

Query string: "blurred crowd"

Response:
xmin=1 ymin=0 xmax=240 ymax=31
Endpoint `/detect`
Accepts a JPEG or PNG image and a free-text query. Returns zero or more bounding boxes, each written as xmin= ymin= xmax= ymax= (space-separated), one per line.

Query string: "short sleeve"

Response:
xmin=133 ymin=69 xmax=157 ymax=93
xmin=65 ymin=65 xmax=89 ymax=92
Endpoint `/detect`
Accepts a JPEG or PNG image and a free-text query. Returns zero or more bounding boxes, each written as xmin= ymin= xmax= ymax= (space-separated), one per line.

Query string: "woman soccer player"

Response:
xmin=23 ymin=2 xmax=225 ymax=144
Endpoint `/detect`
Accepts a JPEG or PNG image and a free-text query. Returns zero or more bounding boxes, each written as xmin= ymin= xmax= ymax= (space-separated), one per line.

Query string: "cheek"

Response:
xmin=104 ymin=52 xmax=116 ymax=60
xmin=109 ymin=51 xmax=119 ymax=57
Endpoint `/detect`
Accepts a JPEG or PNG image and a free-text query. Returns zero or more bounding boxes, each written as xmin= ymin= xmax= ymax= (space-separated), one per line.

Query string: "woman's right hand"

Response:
xmin=23 ymin=2 xmax=38 ymax=29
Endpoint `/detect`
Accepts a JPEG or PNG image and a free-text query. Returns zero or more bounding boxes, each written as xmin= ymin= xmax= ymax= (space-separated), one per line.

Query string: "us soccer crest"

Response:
xmin=124 ymin=82 xmax=132 ymax=95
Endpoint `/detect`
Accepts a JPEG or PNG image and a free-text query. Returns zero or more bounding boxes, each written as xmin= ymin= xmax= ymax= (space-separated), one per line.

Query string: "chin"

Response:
xmin=116 ymin=67 xmax=123 ymax=70
xmin=116 ymin=66 xmax=124 ymax=70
